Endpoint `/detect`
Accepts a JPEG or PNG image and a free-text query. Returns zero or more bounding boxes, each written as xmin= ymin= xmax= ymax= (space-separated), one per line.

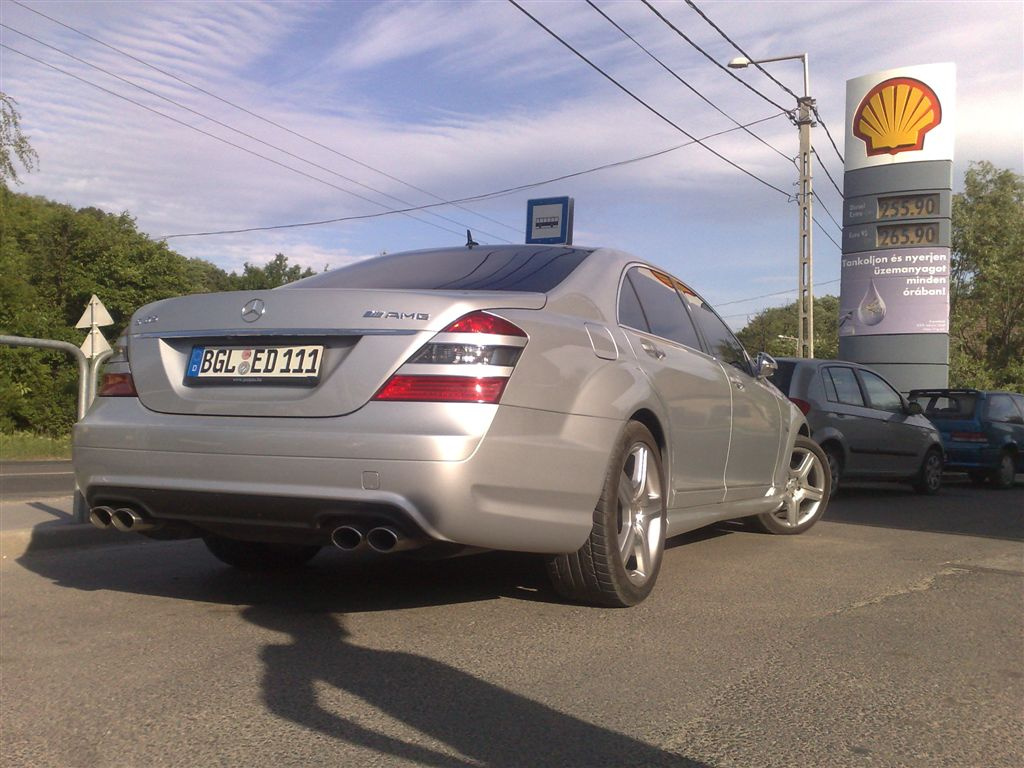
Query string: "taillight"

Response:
xmin=372 ymin=311 xmax=527 ymax=404
xmin=98 ymin=372 xmax=138 ymax=397
xmin=789 ymin=397 xmax=812 ymax=415
xmin=951 ymin=431 xmax=987 ymax=443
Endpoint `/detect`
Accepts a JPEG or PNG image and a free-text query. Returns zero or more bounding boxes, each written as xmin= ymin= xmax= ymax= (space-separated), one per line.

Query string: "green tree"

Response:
xmin=225 ymin=253 xmax=314 ymax=290
xmin=0 ymin=93 xmax=38 ymax=187
xmin=949 ymin=161 xmax=1024 ymax=390
xmin=736 ymin=295 xmax=840 ymax=360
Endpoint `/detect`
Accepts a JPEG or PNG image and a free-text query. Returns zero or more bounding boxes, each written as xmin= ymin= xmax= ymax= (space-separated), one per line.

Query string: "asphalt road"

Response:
xmin=1 ymin=481 xmax=1022 ymax=768
xmin=0 ymin=460 xmax=75 ymax=501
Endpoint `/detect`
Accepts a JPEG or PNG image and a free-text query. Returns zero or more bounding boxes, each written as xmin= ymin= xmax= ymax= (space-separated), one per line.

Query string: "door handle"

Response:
xmin=640 ymin=341 xmax=666 ymax=360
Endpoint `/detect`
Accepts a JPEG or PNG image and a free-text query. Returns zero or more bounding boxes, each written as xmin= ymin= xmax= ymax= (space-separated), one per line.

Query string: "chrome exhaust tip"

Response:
xmin=366 ymin=527 xmax=419 ymax=554
xmin=110 ymin=507 xmax=155 ymax=532
xmin=89 ymin=506 xmax=115 ymax=530
xmin=331 ymin=525 xmax=364 ymax=551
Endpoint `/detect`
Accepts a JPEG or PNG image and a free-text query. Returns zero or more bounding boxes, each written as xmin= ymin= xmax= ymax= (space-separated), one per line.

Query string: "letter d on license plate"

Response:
xmin=185 ymin=345 xmax=323 ymax=385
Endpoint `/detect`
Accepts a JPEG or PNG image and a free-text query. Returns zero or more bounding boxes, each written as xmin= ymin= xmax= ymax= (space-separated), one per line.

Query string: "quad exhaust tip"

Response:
xmin=331 ymin=525 xmax=364 ymax=551
xmin=91 ymin=506 xmax=157 ymax=532
xmin=89 ymin=506 xmax=115 ymax=530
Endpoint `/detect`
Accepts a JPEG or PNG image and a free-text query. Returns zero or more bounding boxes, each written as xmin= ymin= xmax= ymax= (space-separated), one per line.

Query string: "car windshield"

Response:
xmin=289 ymin=246 xmax=592 ymax=292
xmin=768 ymin=360 xmax=797 ymax=395
xmin=913 ymin=392 xmax=978 ymax=417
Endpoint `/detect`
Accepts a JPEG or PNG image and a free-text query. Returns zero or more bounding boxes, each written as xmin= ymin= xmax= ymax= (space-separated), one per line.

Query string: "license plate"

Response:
xmin=185 ymin=345 xmax=323 ymax=384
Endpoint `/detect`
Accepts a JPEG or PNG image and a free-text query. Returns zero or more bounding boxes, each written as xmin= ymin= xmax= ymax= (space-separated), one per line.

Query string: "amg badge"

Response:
xmin=363 ymin=310 xmax=430 ymax=321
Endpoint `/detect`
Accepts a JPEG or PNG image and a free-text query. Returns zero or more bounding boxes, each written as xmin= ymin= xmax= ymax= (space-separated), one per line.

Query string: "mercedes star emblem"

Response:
xmin=241 ymin=298 xmax=266 ymax=323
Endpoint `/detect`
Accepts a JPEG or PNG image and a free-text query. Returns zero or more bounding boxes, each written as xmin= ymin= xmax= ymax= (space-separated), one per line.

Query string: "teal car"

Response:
xmin=909 ymin=389 xmax=1024 ymax=489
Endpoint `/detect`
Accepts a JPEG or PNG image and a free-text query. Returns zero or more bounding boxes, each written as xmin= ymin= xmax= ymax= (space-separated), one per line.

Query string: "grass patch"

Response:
xmin=0 ymin=432 xmax=72 ymax=461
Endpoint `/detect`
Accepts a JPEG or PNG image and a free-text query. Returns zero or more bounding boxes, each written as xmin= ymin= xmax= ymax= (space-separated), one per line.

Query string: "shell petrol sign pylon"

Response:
xmin=853 ymin=77 xmax=942 ymax=157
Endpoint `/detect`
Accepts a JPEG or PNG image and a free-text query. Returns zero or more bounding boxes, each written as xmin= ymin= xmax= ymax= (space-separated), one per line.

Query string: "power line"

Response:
xmin=813 ymin=216 xmax=841 ymax=249
xmin=812 ymin=105 xmax=845 ymax=165
xmin=682 ymin=0 xmax=800 ymax=102
xmin=585 ymin=0 xmax=793 ymax=166
xmin=153 ymin=113 xmax=789 ymax=239
xmin=506 ymin=0 xmax=791 ymax=198
xmin=813 ymin=191 xmax=843 ymax=232
xmin=812 ymin=147 xmax=844 ymax=198
xmin=1 ymin=23 xmax=512 ymax=243
xmin=1 ymin=43 xmax=478 ymax=241
xmin=639 ymin=0 xmax=792 ymax=116
xmin=10 ymin=0 xmax=520 ymax=236
xmin=717 ymin=277 xmax=840 ymax=310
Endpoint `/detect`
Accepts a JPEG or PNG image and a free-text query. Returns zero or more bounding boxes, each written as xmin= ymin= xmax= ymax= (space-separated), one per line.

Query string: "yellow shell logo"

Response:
xmin=853 ymin=77 xmax=942 ymax=156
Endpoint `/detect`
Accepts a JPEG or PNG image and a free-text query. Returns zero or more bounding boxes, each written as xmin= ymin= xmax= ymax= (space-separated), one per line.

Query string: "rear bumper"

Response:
xmin=941 ymin=442 xmax=1001 ymax=471
xmin=73 ymin=398 xmax=619 ymax=553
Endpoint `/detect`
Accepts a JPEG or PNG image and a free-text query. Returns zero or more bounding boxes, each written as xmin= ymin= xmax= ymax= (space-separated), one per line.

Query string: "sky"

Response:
xmin=2 ymin=0 xmax=1021 ymax=329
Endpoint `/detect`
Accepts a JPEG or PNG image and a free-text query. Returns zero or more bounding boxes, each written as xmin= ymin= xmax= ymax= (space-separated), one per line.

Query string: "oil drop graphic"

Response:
xmin=857 ymin=280 xmax=886 ymax=326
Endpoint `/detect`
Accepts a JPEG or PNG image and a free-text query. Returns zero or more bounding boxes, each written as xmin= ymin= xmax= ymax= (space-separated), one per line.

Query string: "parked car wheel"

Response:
xmin=991 ymin=451 xmax=1017 ymax=490
xmin=822 ymin=442 xmax=843 ymax=498
xmin=547 ymin=422 xmax=666 ymax=607
xmin=912 ymin=448 xmax=943 ymax=495
xmin=203 ymin=535 xmax=321 ymax=570
xmin=749 ymin=436 xmax=830 ymax=535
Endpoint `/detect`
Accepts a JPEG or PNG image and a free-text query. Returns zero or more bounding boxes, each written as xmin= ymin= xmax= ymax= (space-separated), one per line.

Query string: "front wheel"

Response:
xmin=749 ymin=435 xmax=830 ymax=535
xmin=547 ymin=422 xmax=666 ymax=607
xmin=912 ymin=448 xmax=943 ymax=495
xmin=203 ymin=535 xmax=321 ymax=571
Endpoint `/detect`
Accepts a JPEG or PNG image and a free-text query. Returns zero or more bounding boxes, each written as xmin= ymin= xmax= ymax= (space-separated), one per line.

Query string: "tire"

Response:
xmin=912 ymin=448 xmax=943 ymax=495
xmin=822 ymin=443 xmax=843 ymax=498
xmin=546 ymin=422 xmax=666 ymax=607
xmin=749 ymin=435 xmax=830 ymax=535
xmin=990 ymin=451 xmax=1017 ymax=490
xmin=967 ymin=470 xmax=988 ymax=486
xmin=203 ymin=535 xmax=321 ymax=571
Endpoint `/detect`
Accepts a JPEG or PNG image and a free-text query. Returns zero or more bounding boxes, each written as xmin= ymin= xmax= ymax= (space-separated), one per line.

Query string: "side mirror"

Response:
xmin=905 ymin=401 xmax=924 ymax=416
xmin=754 ymin=352 xmax=778 ymax=380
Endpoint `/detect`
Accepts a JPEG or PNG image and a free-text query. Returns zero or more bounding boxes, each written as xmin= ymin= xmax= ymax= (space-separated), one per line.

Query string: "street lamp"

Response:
xmin=729 ymin=54 xmax=815 ymax=359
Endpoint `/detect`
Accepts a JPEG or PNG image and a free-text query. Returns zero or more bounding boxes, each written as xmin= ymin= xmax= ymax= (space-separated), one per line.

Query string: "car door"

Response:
xmin=819 ymin=365 xmax=877 ymax=476
xmin=854 ymin=368 xmax=929 ymax=476
xmin=618 ymin=266 xmax=731 ymax=509
xmin=685 ymin=293 xmax=783 ymax=501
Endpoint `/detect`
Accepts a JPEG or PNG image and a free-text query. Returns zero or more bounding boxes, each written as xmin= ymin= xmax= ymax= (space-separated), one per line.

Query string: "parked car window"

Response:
xmin=825 ymin=367 xmax=864 ymax=406
xmin=858 ymin=370 xmax=904 ymax=413
xmin=917 ymin=392 xmax=976 ymax=417
xmin=1013 ymin=394 xmax=1024 ymax=418
xmin=290 ymin=246 xmax=592 ymax=292
xmin=683 ymin=292 xmax=748 ymax=369
xmin=768 ymin=360 xmax=797 ymax=395
xmin=617 ymin=273 xmax=649 ymax=332
xmin=986 ymin=394 xmax=1022 ymax=423
xmin=622 ymin=267 xmax=702 ymax=349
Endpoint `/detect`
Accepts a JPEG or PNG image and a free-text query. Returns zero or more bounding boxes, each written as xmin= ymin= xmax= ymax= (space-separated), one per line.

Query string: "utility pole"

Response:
xmin=797 ymin=89 xmax=815 ymax=358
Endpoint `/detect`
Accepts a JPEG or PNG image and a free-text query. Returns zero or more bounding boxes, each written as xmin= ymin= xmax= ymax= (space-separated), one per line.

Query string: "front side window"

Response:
xmin=986 ymin=394 xmax=1020 ymax=423
xmin=858 ymin=370 xmax=903 ymax=413
xmin=685 ymin=294 xmax=748 ymax=369
xmin=826 ymin=367 xmax=864 ymax=407
xmin=621 ymin=267 xmax=701 ymax=349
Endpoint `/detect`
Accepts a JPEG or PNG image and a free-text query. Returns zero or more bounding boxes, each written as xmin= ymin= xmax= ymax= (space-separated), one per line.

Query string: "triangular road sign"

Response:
xmin=75 ymin=294 xmax=114 ymax=329
xmin=80 ymin=327 xmax=112 ymax=359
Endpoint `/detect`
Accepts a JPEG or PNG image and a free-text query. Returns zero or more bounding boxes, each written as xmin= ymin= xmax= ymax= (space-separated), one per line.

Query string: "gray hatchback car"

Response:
xmin=75 ymin=245 xmax=830 ymax=606
xmin=769 ymin=358 xmax=943 ymax=495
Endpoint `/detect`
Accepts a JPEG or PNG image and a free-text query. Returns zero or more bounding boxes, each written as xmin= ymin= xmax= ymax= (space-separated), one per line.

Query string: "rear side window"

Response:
xmin=917 ymin=393 xmax=977 ymax=417
xmin=290 ymin=246 xmax=592 ymax=292
xmin=825 ymin=367 xmax=864 ymax=406
xmin=986 ymin=394 xmax=1022 ymax=423
xmin=768 ymin=360 xmax=796 ymax=395
xmin=620 ymin=267 xmax=701 ymax=349
xmin=858 ymin=370 xmax=903 ymax=413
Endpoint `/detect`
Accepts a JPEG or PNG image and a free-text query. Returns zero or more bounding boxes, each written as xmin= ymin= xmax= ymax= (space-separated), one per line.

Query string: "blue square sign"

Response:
xmin=526 ymin=196 xmax=573 ymax=245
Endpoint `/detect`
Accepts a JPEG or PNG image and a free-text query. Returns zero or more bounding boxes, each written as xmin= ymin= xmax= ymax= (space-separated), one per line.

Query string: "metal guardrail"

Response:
xmin=0 ymin=334 xmax=111 ymax=522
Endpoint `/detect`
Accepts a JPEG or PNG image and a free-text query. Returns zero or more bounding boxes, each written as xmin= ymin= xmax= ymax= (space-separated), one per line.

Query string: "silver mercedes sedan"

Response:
xmin=74 ymin=245 xmax=830 ymax=606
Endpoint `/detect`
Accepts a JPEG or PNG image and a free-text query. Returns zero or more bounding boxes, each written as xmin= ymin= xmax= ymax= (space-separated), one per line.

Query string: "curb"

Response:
xmin=0 ymin=524 xmax=149 ymax=561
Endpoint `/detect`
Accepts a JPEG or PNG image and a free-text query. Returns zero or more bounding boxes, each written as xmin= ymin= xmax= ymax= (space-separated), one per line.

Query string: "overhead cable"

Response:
xmin=0 ymin=43 xmax=475 ymax=239
xmin=716 ymin=277 xmax=840 ymax=309
xmin=506 ymin=0 xmax=791 ymax=198
xmin=1 ymin=24 xmax=511 ymax=242
xmin=812 ymin=147 xmax=844 ymax=198
xmin=812 ymin=105 xmax=846 ymax=165
xmin=639 ymin=0 xmax=792 ymax=116
xmin=10 ymin=0 xmax=520 ymax=235
xmin=585 ymin=0 xmax=793 ymax=166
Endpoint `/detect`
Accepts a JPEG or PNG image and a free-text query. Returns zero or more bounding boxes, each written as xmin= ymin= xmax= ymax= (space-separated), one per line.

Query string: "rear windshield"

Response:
xmin=768 ymin=360 xmax=797 ymax=395
xmin=289 ymin=246 xmax=592 ymax=293
xmin=912 ymin=392 xmax=977 ymax=418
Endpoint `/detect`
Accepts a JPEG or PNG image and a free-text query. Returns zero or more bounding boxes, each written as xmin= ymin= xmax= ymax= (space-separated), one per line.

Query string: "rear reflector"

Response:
xmin=789 ymin=397 xmax=812 ymax=415
xmin=950 ymin=431 xmax=988 ymax=443
xmin=374 ymin=375 xmax=508 ymax=403
xmin=98 ymin=372 xmax=138 ymax=397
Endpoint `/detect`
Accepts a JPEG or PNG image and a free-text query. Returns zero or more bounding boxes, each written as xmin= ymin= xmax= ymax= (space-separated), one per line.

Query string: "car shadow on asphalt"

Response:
xmin=822 ymin=477 xmax=1024 ymax=542
xmin=246 ymin=605 xmax=711 ymax=767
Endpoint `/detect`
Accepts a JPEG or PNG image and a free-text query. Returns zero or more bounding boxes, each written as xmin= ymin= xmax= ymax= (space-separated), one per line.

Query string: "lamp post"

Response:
xmin=729 ymin=54 xmax=815 ymax=358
